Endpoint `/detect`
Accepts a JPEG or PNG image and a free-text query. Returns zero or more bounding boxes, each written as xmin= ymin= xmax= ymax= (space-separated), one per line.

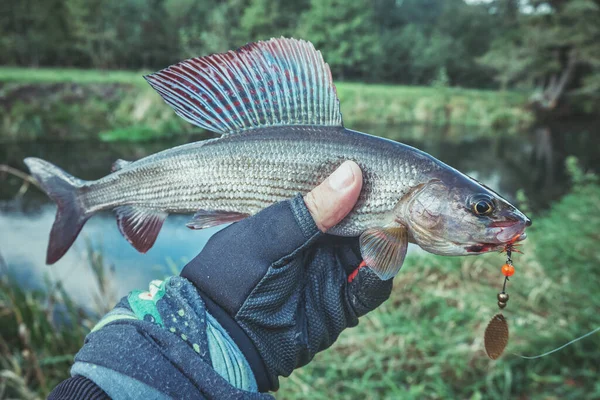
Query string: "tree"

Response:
xmin=65 ymin=0 xmax=119 ymax=68
xmin=166 ymin=0 xmax=222 ymax=58
xmin=0 ymin=0 xmax=73 ymax=66
xmin=237 ymin=0 xmax=308 ymax=43
xmin=480 ymin=0 xmax=600 ymax=113
xmin=435 ymin=0 xmax=500 ymax=88
xmin=373 ymin=0 xmax=500 ymax=87
xmin=297 ymin=0 xmax=381 ymax=80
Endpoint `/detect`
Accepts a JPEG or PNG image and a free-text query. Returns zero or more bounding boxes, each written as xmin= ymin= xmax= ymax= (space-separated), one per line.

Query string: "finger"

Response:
xmin=304 ymin=161 xmax=363 ymax=232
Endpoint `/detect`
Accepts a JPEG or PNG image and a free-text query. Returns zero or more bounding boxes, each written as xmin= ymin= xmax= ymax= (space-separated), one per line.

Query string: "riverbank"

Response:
xmin=0 ymin=67 xmax=533 ymax=142
xmin=1 ymin=158 xmax=598 ymax=399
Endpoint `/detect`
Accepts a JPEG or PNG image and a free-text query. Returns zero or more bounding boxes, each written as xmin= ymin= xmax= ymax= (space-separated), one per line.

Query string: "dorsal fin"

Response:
xmin=144 ymin=37 xmax=343 ymax=135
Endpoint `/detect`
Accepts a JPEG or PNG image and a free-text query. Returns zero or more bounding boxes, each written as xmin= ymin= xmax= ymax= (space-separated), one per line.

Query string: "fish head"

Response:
xmin=397 ymin=175 xmax=531 ymax=255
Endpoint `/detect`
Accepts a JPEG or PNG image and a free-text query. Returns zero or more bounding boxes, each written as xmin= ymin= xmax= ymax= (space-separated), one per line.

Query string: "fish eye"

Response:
xmin=472 ymin=197 xmax=494 ymax=216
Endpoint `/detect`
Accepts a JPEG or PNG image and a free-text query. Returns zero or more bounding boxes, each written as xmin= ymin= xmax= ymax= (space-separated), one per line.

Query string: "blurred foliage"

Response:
xmin=297 ymin=0 xmax=380 ymax=80
xmin=1 ymin=158 xmax=598 ymax=398
xmin=1 ymin=0 xmax=598 ymax=397
xmin=2 ymin=0 xmax=597 ymax=115
xmin=0 ymin=0 xmax=595 ymax=93
xmin=0 ymin=70 xmax=532 ymax=141
xmin=0 ymin=243 xmax=117 ymax=399
xmin=480 ymin=0 xmax=600 ymax=112
xmin=0 ymin=80 xmax=195 ymax=141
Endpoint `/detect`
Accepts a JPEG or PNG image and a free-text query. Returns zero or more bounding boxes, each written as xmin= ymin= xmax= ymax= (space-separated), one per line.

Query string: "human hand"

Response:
xmin=181 ymin=161 xmax=394 ymax=391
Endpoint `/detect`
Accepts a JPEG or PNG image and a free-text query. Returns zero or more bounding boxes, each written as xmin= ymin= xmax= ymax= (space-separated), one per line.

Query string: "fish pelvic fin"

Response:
xmin=23 ymin=158 xmax=90 ymax=265
xmin=186 ymin=209 xmax=249 ymax=230
xmin=145 ymin=37 xmax=343 ymax=135
xmin=359 ymin=226 xmax=409 ymax=281
xmin=115 ymin=206 xmax=168 ymax=253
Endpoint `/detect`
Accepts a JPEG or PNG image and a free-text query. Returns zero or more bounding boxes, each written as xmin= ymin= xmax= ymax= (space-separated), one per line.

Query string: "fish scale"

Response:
xmin=81 ymin=126 xmax=427 ymax=235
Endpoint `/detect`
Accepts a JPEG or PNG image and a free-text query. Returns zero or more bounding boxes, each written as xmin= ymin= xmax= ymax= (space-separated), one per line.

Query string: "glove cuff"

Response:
xmin=48 ymin=375 xmax=109 ymax=400
xmin=197 ymin=289 xmax=275 ymax=392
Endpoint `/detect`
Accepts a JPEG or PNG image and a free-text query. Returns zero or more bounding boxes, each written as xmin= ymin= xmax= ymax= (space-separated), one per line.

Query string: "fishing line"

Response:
xmin=512 ymin=326 xmax=600 ymax=359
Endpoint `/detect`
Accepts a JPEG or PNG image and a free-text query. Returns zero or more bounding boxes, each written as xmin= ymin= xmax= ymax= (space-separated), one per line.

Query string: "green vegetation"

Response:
xmin=0 ymin=78 xmax=192 ymax=142
xmin=0 ymin=243 xmax=117 ymax=399
xmin=336 ymin=84 xmax=532 ymax=134
xmin=0 ymin=68 xmax=532 ymax=142
xmin=1 ymin=0 xmax=597 ymax=398
xmin=2 ymin=0 xmax=598 ymax=115
xmin=0 ymin=0 xmax=505 ymax=88
xmin=0 ymin=67 xmax=147 ymax=85
xmin=481 ymin=0 xmax=600 ymax=113
xmin=1 ymin=159 xmax=598 ymax=399
xmin=280 ymin=157 xmax=600 ymax=399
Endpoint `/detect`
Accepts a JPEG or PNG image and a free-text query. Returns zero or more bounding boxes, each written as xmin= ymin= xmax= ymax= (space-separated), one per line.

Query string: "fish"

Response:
xmin=24 ymin=37 xmax=531 ymax=279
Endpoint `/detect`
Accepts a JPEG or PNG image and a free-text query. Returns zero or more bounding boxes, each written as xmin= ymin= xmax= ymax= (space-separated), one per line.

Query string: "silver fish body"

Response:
xmin=25 ymin=38 xmax=531 ymax=278
xmin=83 ymin=126 xmax=436 ymax=236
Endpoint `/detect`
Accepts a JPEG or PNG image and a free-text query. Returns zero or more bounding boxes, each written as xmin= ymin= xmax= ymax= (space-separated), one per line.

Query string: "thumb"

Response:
xmin=304 ymin=161 xmax=363 ymax=232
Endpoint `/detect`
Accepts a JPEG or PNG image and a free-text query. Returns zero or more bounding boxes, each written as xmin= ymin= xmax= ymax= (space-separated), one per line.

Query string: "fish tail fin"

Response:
xmin=24 ymin=158 xmax=91 ymax=264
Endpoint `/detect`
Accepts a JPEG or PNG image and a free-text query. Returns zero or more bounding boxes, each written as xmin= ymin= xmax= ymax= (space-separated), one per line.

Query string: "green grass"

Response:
xmin=1 ymin=158 xmax=599 ymax=399
xmin=278 ymin=158 xmax=600 ymax=399
xmin=0 ymin=67 xmax=533 ymax=141
xmin=0 ymin=67 xmax=148 ymax=85
xmin=0 ymin=242 xmax=117 ymax=399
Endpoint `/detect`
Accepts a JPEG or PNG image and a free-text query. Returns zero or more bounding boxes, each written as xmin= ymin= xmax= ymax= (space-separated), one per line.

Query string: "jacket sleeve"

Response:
xmin=48 ymin=277 xmax=274 ymax=400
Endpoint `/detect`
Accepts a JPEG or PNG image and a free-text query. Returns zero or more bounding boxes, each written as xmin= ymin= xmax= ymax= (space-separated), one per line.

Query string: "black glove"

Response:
xmin=181 ymin=194 xmax=393 ymax=391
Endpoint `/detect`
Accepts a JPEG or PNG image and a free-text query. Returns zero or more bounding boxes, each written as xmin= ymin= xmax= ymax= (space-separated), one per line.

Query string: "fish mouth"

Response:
xmin=515 ymin=232 xmax=527 ymax=241
xmin=484 ymin=208 xmax=531 ymax=243
xmin=488 ymin=210 xmax=528 ymax=240
xmin=465 ymin=243 xmax=499 ymax=253
xmin=465 ymin=231 xmax=528 ymax=254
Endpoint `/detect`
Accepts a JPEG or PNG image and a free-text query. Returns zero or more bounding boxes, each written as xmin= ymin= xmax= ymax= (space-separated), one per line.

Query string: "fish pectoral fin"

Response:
xmin=186 ymin=210 xmax=249 ymax=230
xmin=359 ymin=226 xmax=409 ymax=281
xmin=111 ymin=159 xmax=132 ymax=172
xmin=115 ymin=206 xmax=168 ymax=253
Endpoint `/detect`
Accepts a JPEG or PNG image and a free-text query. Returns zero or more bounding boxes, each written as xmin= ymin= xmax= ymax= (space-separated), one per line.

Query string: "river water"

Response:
xmin=1 ymin=122 xmax=598 ymax=306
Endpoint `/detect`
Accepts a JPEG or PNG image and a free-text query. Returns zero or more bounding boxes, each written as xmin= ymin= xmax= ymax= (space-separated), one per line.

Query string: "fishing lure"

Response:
xmin=484 ymin=244 xmax=516 ymax=359
xmin=484 ymin=243 xmax=600 ymax=360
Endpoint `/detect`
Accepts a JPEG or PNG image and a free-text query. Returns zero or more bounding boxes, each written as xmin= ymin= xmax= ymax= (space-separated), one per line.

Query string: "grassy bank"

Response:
xmin=0 ymin=67 xmax=533 ymax=142
xmin=279 ymin=158 xmax=600 ymax=399
xmin=1 ymin=158 xmax=598 ymax=399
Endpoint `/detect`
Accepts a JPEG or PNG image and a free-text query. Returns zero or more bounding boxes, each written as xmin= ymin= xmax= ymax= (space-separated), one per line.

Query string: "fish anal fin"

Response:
xmin=115 ymin=206 xmax=168 ymax=253
xmin=111 ymin=159 xmax=132 ymax=172
xmin=186 ymin=210 xmax=249 ymax=230
xmin=359 ymin=226 xmax=408 ymax=281
xmin=145 ymin=37 xmax=343 ymax=136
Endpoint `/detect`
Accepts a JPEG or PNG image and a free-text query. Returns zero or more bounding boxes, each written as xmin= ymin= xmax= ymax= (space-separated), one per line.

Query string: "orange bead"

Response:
xmin=501 ymin=263 xmax=515 ymax=277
